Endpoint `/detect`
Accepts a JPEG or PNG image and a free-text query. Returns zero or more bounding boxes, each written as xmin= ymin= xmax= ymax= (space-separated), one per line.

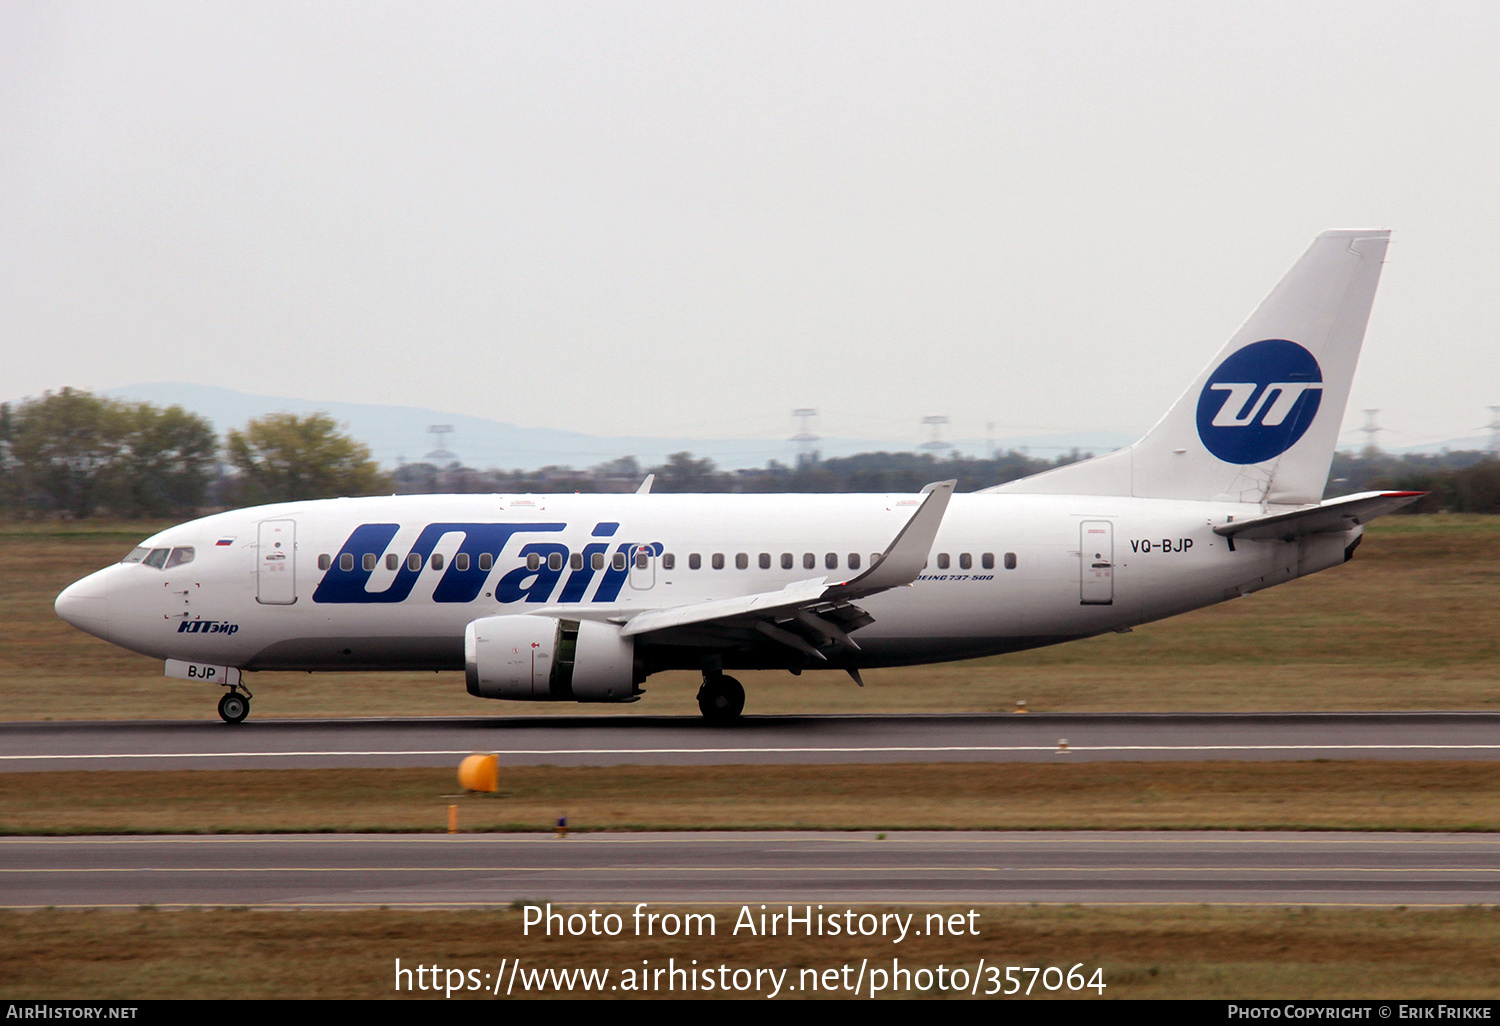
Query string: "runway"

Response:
xmin=3 ymin=832 xmax=1497 ymax=907
xmin=3 ymin=712 xmax=1500 ymax=771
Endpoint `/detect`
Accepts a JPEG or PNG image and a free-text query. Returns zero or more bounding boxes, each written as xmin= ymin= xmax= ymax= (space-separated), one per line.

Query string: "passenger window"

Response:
xmin=386 ymin=553 xmax=399 ymax=571
xmin=689 ymin=553 xmax=701 ymax=570
xmin=612 ymin=552 xmax=627 ymax=571
xmin=803 ymin=553 xmax=815 ymax=570
xmin=937 ymin=553 xmax=950 ymax=570
xmin=825 ymin=553 xmax=837 ymax=570
xmin=736 ymin=553 xmax=748 ymax=570
xmin=1005 ymin=552 xmax=1017 ymax=570
xmin=759 ymin=553 xmax=771 ymax=569
xmin=848 ymin=553 xmax=860 ymax=570
xmin=635 ymin=550 xmax=649 ymax=569
xmin=663 ymin=553 xmax=675 ymax=570
xmin=570 ymin=553 xmax=583 ymax=571
xmin=549 ymin=552 xmax=564 ymax=572
xmin=432 ymin=553 xmax=445 ymax=571
xmin=479 ymin=553 xmax=494 ymax=572
xmin=456 ymin=553 xmax=471 ymax=572
xmin=340 ymin=553 xmax=355 ymax=572
xmin=408 ymin=553 xmax=423 ymax=572
xmin=959 ymin=553 xmax=972 ymax=570
xmin=362 ymin=553 xmax=377 ymax=572
xmin=593 ymin=552 xmax=607 ymax=571
xmin=712 ymin=553 xmax=725 ymax=570
xmin=527 ymin=553 xmax=541 ymax=571
xmin=164 ymin=547 xmax=195 ymax=569
xmin=318 ymin=554 xmax=331 ymax=571
xmin=781 ymin=553 xmax=793 ymax=570
xmin=982 ymin=553 xmax=995 ymax=570
xmin=143 ymin=548 xmax=169 ymax=569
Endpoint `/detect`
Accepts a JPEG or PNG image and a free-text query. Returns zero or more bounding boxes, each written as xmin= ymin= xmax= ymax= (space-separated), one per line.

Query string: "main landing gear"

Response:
xmin=697 ymin=672 xmax=745 ymax=724
xmin=217 ymin=684 xmax=253 ymax=725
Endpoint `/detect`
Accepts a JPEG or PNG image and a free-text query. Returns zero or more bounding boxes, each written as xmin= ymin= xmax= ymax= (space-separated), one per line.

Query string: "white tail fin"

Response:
xmin=989 ymin=230 xmax=1389 ymax=504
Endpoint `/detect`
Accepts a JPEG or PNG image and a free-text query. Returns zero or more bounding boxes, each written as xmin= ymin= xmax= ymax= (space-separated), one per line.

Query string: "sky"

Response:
xmin=4 ymin=1 xmax=1499 ymax=452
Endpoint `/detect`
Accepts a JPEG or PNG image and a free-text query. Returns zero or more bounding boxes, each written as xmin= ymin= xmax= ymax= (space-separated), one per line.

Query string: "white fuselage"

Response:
xmin=56 ymin=490 xmax=1354 ymax=679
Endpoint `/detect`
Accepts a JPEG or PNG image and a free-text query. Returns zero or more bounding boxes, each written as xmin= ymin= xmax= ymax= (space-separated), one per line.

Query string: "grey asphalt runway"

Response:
xmin=3 ymin=712 xmax=1500 ymax=771
xmin=4 ymin=832 xmax=1497 ymax=907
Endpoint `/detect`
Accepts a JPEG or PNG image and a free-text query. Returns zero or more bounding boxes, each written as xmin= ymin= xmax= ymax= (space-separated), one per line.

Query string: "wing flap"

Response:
xmin=618 ymin=576 xmax=829 ymax=638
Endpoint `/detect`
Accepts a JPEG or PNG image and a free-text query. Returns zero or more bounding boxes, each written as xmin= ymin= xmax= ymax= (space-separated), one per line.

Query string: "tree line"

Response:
xmin=392 ymin=449 xmax=1092 ymax=496
xmin=7 ymin=387 xmax=1500 ymax=517
xmin=0 ymin=389 xmax=386 ymax=517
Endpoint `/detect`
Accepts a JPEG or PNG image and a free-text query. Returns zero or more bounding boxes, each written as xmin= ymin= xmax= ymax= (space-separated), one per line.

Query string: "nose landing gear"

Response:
xmin=217 ymin=683 xmax=253 ymax=724
xmin=697 ymin=672 xmax=744 ymax=723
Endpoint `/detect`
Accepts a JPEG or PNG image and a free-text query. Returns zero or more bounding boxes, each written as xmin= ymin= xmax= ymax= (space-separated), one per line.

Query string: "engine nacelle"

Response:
xmin=464 ymin=614 xmax=638 ymax=702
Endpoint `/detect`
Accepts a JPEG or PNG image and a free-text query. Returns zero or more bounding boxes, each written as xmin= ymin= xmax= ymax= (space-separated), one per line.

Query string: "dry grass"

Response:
xmin=7 ymin=515 xmax=1500 ymax=720
xmin=4 ymin=761 xmax=1499 ymax=834
xmin=4 ymin=904 xmax=1500 ymax=999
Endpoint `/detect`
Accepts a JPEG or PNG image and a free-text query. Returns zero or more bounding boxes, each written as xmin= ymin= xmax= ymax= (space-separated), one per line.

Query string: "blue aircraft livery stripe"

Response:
xmin=313 ymin=523 xmax=566 ymax=604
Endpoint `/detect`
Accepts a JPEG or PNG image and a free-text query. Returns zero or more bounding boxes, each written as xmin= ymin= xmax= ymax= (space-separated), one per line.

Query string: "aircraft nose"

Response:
xmin=56 ymin=570 xmax=111 ymax=641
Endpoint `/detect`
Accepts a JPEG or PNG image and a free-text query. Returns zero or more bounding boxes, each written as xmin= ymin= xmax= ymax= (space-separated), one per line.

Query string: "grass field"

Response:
xmin=6 ymin=905 xmax=1500 ymax=999
xmin=7 ymin=514 xmax=1500 ymax=720
xmin=4 ymin=762 xmax=1500 ymax=834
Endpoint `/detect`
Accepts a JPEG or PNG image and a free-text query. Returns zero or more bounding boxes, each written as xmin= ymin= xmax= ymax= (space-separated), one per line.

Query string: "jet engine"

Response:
xmin=464 ymin=615 xmax=639 ymax=702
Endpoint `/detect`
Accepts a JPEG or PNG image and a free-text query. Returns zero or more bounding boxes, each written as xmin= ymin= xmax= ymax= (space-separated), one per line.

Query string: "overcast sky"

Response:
xmin=4 ymin=1 xmax=1498 ymax=450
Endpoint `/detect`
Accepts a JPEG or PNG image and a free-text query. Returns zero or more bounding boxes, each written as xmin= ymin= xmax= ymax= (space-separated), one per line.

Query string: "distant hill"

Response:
xmin=89 ymin=383 xmax=1136 ymax=472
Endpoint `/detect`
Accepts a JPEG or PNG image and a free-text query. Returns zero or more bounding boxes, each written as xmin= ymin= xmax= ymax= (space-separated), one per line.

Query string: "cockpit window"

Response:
xmin=125 ymin=545 xmax=194 ymax=570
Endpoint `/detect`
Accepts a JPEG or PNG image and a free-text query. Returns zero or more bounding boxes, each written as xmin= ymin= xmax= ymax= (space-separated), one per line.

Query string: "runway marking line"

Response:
xmin=7 ymin=743 xmax=1500 ymax=763
xmin=5 ymin=865 xmax=1497 ymax=875
xmin=5 ymin=864 xmax=1494 ymax=876
xmin=6 ymin=834 xmax=1500 ymax=847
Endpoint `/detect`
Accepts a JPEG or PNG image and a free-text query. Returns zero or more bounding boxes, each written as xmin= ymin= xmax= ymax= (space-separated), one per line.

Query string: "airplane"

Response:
xmin=56 ymin=230 xmax=1421 ymax=724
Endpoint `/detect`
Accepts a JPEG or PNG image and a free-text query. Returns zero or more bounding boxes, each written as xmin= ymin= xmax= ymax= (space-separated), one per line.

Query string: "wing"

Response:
xmin=611 ymin=480 xmax=956 ymax=663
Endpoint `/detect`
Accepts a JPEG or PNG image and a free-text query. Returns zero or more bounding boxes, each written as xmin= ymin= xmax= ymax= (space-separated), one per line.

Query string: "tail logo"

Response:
xmin=1196 ymin=339 xmax=1323 ymax=464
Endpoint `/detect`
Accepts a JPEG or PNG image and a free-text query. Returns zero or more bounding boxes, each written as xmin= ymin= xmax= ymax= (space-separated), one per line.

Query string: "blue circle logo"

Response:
xmin=1195 ymin=339 xmax=1323 ymax=464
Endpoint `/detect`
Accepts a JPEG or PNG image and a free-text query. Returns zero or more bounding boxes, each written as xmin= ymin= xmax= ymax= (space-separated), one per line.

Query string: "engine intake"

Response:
xmin=464 ymin=614 xmax=637 ymax=702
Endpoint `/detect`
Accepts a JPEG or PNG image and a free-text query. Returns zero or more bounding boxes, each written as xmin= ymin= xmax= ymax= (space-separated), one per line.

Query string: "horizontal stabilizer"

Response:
xmin=1214 ymin=491 xmax=1425 ymax=542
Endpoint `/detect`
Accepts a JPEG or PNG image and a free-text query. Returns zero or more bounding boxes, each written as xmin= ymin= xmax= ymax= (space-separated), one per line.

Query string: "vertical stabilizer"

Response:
xmin=990 ymin=230 xmax=1389 ymax=504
